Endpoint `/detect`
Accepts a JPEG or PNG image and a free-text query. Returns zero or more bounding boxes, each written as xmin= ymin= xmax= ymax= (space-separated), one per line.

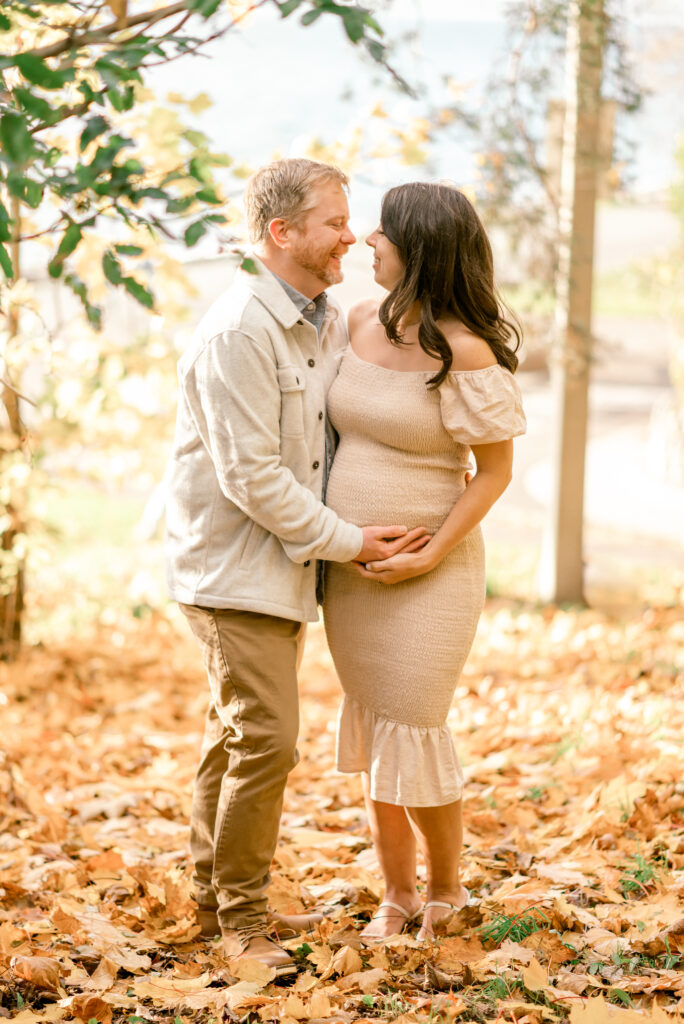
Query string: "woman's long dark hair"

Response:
xmin=378 ymin=182 xmax=521 ymax=387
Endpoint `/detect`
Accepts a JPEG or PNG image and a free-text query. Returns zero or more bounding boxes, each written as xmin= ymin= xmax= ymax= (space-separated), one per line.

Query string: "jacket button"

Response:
xmin=308 ymin=358 xmax=315 ymax=367
xmin=303 ymin=560 xmax=311 ymax=567
xmin=318 ymin=411 xmax=323 ymax=420
xmin=312 ymin=460 xmax=319 ymax=470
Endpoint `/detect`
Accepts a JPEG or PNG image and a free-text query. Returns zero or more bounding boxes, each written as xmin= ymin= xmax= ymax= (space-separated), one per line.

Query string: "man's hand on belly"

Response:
xmin=355 ymin=525 xmax=430 ymax=564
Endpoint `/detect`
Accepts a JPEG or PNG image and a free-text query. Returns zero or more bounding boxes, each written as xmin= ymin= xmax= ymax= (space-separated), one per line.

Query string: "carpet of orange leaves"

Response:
xmin=1 ymin=601 xmax=683 ymax=1024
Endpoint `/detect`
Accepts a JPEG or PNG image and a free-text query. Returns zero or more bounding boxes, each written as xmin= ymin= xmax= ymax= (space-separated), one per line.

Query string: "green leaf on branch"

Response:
xmin=189 ymin=156 xmax=211 ymax=183
xmin=95 ymin=58 xmax=142 ymax=86
xmin=115 ymin=244 xmax=143 ymax=256
xmin=107 ymin=84 xmax=135 ymax=113
xmin=0 ymin=113 xmax=36 ymax=164
xmin=183 ymin=129 xmax=209 ymax=147
xmin=184 ymin=221 xmax=207 ymax=247
xmin=64 ymin=274 xmax=102 ymax=329
xmin=0 ymin=243 xmax=13 ymax=279
xmin=366 ymin=39 xmax=385 ymax=60
xmin=340 ymin=9 xmax=367 ymax=43
xmin=0 ymin=13 xmax=12 ymax=31
xmin=24 ymin=180 xmax=44 ymax=208
xmin=15 ymin=54 xmax=75 ymax=89
xmin=195 ymin=187 xmax=222 ymax=204
xmin=123 ymin=276 xmax=154 ymax=308
xmin=14 ymin=88 xmax=60 ymax=123
xmin=102 ymin=251 xmax=123 ymax=285
xmin=0 ymin=205 xmax=10 ymax=243
xmin=6 ymin=173 xmax=43 ymax=209
xmin=80 ymin=116 xmax=109 ymax=152
xmin=364 ymin=12 xmax=383 ymax=35
xmin=278 ymin=0 xmax=305 ymax=15
xmin=56 ymin=222 xmax=82 ymax=260
xmin=186 ymin=0 xmax=222 ymax=16
xmin=241 ymin=256 xmax=258 ymax=274
xmin=301 ymin=9 xmax=323 ymax=26
xmin=166 ymin=196 xmax=195 ymax=214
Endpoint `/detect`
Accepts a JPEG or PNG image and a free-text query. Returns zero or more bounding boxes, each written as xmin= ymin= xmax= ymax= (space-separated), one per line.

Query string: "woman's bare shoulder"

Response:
xmin=443 ymin=324 xmax=497 ymax=371
xmin=348 ymin=298 xmax=380 ymax=334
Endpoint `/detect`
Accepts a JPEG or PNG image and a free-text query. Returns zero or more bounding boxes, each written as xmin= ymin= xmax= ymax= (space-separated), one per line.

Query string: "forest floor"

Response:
xmin=1 ymin=600 xmax=683 ymax=1024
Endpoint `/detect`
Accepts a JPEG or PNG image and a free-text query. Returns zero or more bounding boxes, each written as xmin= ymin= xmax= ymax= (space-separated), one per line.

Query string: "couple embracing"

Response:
xmin=165 ymin=158 xmax=526 ymax=976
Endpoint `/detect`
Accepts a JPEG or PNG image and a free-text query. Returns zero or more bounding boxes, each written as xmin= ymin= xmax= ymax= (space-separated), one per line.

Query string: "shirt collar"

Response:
xmin=236 ymin=254 xmax=333 ymax=331
xmin=273 ymin=274 xmax=327 ymax=331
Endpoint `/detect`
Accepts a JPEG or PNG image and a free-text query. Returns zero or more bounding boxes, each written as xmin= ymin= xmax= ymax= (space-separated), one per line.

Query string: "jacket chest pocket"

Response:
xmin=277 ymin=365 xmax=306 ymax=437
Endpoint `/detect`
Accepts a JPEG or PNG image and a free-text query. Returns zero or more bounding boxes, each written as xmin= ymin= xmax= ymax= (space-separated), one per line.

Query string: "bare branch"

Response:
xmin=0 ymin=379 xmax=37 ymax=409
xmin=23 ymin=2 xmax=190 ymax=61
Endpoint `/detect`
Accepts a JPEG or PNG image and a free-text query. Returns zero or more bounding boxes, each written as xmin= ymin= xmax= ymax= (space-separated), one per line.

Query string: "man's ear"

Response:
xmin=268 ymin=217 xmax=291 ymax=250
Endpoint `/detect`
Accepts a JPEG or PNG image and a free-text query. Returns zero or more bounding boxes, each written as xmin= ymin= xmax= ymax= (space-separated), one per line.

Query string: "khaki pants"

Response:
xmin=180 ymin=605 xmax=305 ymax=930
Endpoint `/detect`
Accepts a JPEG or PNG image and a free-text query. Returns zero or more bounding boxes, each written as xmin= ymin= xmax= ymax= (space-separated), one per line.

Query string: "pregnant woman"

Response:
xmin=323 ymin=182 xmax=526 ymax=942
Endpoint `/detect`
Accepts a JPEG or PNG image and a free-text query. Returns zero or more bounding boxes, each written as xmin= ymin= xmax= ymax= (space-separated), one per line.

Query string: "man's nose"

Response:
xmin=342 ymin=225 xmax=356 ymax=246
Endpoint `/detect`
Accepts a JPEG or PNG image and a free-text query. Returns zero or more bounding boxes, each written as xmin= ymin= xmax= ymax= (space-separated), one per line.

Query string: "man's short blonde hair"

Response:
xmin=245 ymin=158 xmax=349 ymax=244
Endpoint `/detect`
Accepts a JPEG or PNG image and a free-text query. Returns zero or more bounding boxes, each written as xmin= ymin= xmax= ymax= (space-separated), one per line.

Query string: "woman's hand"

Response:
xmin=354 ymin=546 xmax=436 ymax=584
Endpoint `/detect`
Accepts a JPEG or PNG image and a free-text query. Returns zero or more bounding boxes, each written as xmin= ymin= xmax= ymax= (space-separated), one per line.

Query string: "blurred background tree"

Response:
xmin=0 ymin=0 xmax=399 ymax=655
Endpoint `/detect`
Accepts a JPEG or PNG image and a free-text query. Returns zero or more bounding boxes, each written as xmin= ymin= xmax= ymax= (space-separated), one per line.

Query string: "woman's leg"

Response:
xmin=361 ymin=773 xmax=422 ymax=939
xmin=407 ymin=799 xmax=469 ymax=938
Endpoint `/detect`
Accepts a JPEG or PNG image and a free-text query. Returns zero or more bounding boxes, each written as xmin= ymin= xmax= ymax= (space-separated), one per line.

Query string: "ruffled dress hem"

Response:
xmin=335 ymin=695 xmax=464 ymax=807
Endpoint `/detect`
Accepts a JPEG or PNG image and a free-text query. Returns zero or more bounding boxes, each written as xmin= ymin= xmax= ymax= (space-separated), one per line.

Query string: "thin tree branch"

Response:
xmin=0 ymin=378 xmax=37 ymax=409
xmin=23 ymin=2 xmax=189 ymax=61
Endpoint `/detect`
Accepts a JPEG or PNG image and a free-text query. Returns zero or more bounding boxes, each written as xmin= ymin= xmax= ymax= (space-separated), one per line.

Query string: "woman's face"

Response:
xmin=366 ymin=224 xmax=404 ymax=291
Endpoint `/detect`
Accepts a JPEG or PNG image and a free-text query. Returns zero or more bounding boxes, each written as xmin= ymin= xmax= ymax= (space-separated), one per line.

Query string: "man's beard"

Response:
xmin=291 ymin=239 xmax=343 ymax=286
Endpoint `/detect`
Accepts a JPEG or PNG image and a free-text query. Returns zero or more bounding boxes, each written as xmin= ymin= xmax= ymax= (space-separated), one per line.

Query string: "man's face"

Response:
xmin=287 ymin=183 xmax=356 ymax=287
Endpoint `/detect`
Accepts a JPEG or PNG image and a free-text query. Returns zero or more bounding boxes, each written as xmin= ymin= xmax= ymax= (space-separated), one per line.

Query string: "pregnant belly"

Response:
xmin=326 ymin=439 xmax=467 ymax=533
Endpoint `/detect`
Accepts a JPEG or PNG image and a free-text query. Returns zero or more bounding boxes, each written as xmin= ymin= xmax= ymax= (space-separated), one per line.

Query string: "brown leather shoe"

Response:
xmin=198 ymin=905 xmax=324 ymax=941
xmin=223 ymin=924 xmax=296 ymax=976
xmin=267 ymin=909 xmax=324 ymax=939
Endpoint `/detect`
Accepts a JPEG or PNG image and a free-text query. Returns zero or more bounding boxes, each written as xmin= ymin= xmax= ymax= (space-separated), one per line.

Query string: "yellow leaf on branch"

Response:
xmin=107 ymin=0 xmax=127 ymax=27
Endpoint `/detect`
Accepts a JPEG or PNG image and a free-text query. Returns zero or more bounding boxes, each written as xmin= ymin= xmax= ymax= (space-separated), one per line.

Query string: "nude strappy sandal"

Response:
xmin=360 ymin=899 xmax=424 ymax=944
xmin=417 ymin=889 xmax=471 ymax=942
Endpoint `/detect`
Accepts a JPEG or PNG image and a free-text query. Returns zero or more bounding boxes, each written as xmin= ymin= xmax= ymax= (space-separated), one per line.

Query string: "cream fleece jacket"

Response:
xmin=165 ymin=257 xmax=363 ymax=621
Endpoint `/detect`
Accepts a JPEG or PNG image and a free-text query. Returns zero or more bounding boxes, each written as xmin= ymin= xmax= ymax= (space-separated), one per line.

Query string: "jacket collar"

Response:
xmin=237 ymin=254 xmax=339 ymax=330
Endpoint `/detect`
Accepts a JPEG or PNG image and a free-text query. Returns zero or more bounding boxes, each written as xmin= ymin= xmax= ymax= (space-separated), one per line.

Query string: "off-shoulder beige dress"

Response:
xmin=323 ymin=347 xmax=526 ymax=807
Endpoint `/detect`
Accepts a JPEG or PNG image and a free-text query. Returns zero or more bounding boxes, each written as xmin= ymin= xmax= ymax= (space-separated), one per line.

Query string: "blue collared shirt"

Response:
xmin=273 ymin=275 xmax=337 ymax=604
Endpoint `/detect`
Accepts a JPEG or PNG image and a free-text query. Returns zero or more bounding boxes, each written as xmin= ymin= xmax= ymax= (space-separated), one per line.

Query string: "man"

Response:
xmin=165 ymin=158 xmax=426 ymax=974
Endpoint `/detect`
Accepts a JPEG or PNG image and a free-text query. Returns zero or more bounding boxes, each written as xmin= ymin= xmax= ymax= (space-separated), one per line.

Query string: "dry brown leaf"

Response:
xmin=230 ymin=956 xmax=277 ymax=986
xmin=556 ymin=970 xmax=592 ymax=995
xmin=11 ymin=954 xmax=63 ymax=992
xmin=320 ymin=943 xmax=362 ymax=980
xmin=12 ymin=1009 xmax=66 ymax=1024
xmin=0 ymin=920 xmax=29 ymax=954
xmin=335 ymin=966 xmax=387 ymax=993
xmin=81 ymin=956 xmax=119 ymax=992
xmin=70 ymin=993 xmax=113 ymax=1024
xmin=569 ymin=993 xmax=673 ymax=1024
xmin=522 ymin=957 xmax=549 ymax=992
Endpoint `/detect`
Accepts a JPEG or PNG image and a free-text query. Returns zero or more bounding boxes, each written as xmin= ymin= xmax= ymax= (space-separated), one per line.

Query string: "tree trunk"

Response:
xmin=539 ymin=0 xmax=605 ymax=605
xmin=1 ymin=198 xmax=25 ymax=655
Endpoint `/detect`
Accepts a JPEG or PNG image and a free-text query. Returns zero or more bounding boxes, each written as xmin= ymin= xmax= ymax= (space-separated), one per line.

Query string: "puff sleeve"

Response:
xmin=438 ymin=364 xmax=526 ymax=445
